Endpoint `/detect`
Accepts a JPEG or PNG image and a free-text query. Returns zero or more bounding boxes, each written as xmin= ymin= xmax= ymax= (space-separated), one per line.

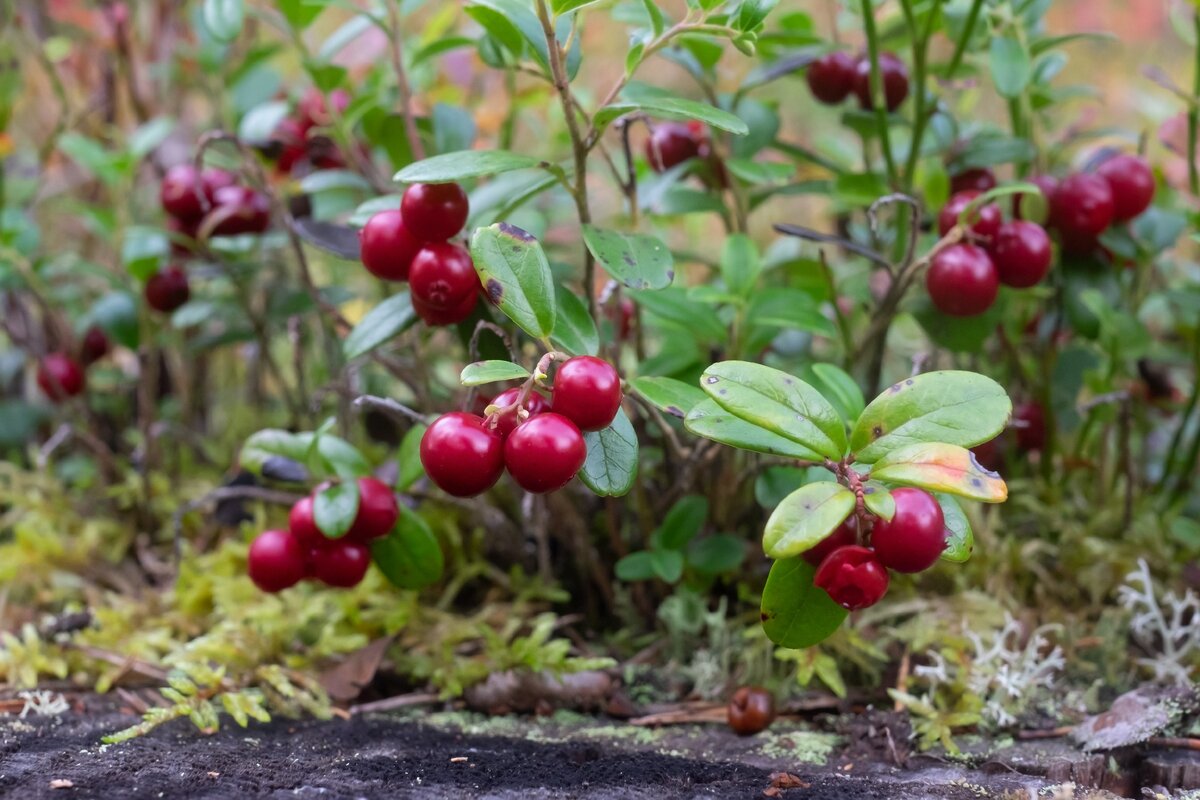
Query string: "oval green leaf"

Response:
xmin=936 ymin=493 xmax=974 ymax=563
xmin=763 ymin=482 xmax=855 ymax=559
xmin=394 ymin=150 xmax=545 ymax=183
xmin=594 ymin=86 xmax=750 ymax=137
xmin=685 ymin=399 xmax=825 ymax=460
xmin=761 ymin=557 xmax=848 ymax=649
xmin=632 ymin=376 xmax=706 ymax=419
xmin=578 ymin=408 xmax=637 ymax=497
xmin=202 ymin=0 xmax=244 ymax=43
xmin=314 ymin=481 xmax=360 ymax=540
xmin=343 ymin=292 xmax=417 ymax=360
xmin=470 ymin=223 xmax=556 ymax=340
xmin=371 ymin=506 xmax=444 ymax=589
xmin=459 ymin=360 xmax=530 ymax=387
xmin=582 ymin=226 xmax=675 ymax=291
xmin=550 ymin=284 xmax=599 ymax=356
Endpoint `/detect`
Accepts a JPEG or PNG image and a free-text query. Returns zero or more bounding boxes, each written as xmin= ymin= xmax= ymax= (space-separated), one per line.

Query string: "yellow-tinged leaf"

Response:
xmin=869 ymin=442 xmax=1007 ymax=503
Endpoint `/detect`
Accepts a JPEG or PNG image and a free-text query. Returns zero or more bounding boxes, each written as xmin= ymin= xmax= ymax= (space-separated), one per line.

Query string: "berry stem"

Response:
xmin=384 ymin=1 xmax=426 ymax=163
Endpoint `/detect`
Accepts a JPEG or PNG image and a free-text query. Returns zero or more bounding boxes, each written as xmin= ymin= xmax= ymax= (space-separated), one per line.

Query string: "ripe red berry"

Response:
xmin=360 ymin=209 xmax=422 ymax=281
xmin=160 ymin=164 xmax=206 ymax=222
xmin=852 ymin=52 xmax=909 ymax=112
xmin=409 ymin=243 xmax=479 ymax=311
xmin=949 ymin=167 xmax=997 ymax=195
xmin=504 ymin=413 xmax=587 ymax=494
xmin=1050 ymin=173 xmax=1114 ymax=239
xmin=210 ymin=185 xmax=271 ymax=235
xmin=347 ymin=477 xmax=399 ymax=542
xmin=200 ymin=168 xmax=237 ymax=201
xmin=272 ymin=116 xmax=308 ymax=174
xmin=645 ymin=122 xmax=702 ymax=172
xmin=870 ymin=488 xmax=946 ymax=573
xmin=37 ymin=353 xmax=86 ymax=401
xmin=1013 ymin=402 xmax=1046 ymax=452
xmin=144 ymin=266 xmax=191 ymax=313
xmin=489 ymin=387 xmax=551 ymax=438
xmin=80 ymin=326 xmax=110 ymax=365
xmin=413 ymin=291 xmax=478 ymax=326
xmin=801 ymin=519 xmax=857 ymax=566
xmin=1096 ymin=154 xmax=1155 ymax=222
xmin=726 ymin=687 xmax=775 ymax=736
xmin=247 ymin=529 xmax=307 ymax=593
xmin=311 ymin=540 xmax=371 ymax=588
xmin=990 ymin=221 xmax=1053 ymax=288
xmin=813 ymin=545 xmax=889 ymax=610
xmin=926 ymin=243 xmax=999 ymax=317
xmin=613 ymin=296 xmax=635 ymax=340
xmin=1013 ymin=174 xmax=1058 ymax=221
xmin=551 ymin=356 xmax=623 ymax=432
xmin=420 ymin=412 xmax=506 ymax=497
xmin=400 ymin=183 xmax=470 ymax=243
xmin=971 ymin=436 xmax=1004 ymax=474
xmin=938 ymin=191 xmax=1002 ymax=241
xmin=297 ymin=87 xmax=350 ymax=132
xmin=289 ymin=495 xmax=323 ymax=547
xmin=806 ymin=52 xmax=857 ymax=105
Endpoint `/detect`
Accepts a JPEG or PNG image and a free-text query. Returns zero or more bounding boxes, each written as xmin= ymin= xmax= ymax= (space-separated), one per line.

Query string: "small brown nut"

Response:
xmin=727 ymin=686 xmax=775 ymax=735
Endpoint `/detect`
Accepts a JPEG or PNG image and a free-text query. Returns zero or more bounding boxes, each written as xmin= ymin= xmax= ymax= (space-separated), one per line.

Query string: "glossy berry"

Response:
xmin=272 ymin=116 xmax=308 ymax=173
xmin=950 ymin=167 xmax=997 ymax=195
xmin=420 ymin=412 xmax=505 ymax=497
xmin=806 ymin=52 xmax=857 ymax=105
xmin=413 ymin=291 xmax=477 ymax=326
xmin=644 ymin=122 xmax=702 ymax=172
xmin=801 ymin=519 xmax=857 ymax=566
xmin=1096 ymin=154 xmax=1155 ymax=222
xmin=727 ymin=687 xmax=775 ymax=736
xmin=400 ymin=183 xmax=470 ymax=242
xmin=552 ymin=356 xmax=623 ymax=432
xmin=938 ymin=191 xmax=1002 ymax=241
xmin=852 ymin=52 xmax=909 ymax=112
xmin=80 ymin=326 xmax=110 ymax=365
xmin=247 ymin=529 xmax=307 ymax=593
xmin=144 ymin=266 xmax=191 ymax=313
xmin=1013 ymin=402 xmax=1046 ymax=452
xmin=160 ymin=164 xmax=206 ymax=222
xmin=870 ymin=488 xmax=946 ymax=573
xmin=37 ymin=353 xmax=86 ymax=401
xmin=288 ymin=495 xmax=323 ymax=547
xmin=409 ymin=243 xmax=479 ymax=311
xmin=926 ymin=244 xmax=999 ymax=317
xmin=360 ymin=209 xmax=422 ymax=281
xmin=813 ymin=545 xmax=889 ymax=610
xmin=1050 ymin=173 xmax=1114 ymax=239
xmin=297 ymin=87 xmax=350 ymax=132
xmin=311 ymin=541 xmax=371 ymax=588
xmin=504 ymin=413 xmax=587 ymax=494
xmin=345 ymin=477 xmax=399 ymax=542
xmin=1014 ymin=174 xmax=1059 ymax=221
xmin=210 ymin=185 xmax=271 ymax=235
xmin=990 ymin=221 xmax=1053 ymax=288
xmin=489 ymin=387 xmax=552 ymax=438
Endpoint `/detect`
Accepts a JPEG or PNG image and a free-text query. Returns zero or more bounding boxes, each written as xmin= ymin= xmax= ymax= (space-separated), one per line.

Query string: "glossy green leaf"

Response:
xmin=371 ymin=506 xmax=444 ymax=589
xmin=937 ymin=493 xmax=974 ymax=563
xmin=632 ymin=288 xmax=726 ymax=343
xmin=650 ymin=549 xmax=685 ymax=583
xmin=238 ymin=101 xmax=289 ymax=145
xmin=315 ymin=435 xmax=372 ymax=480
xmin=657 ymin=496 xmax=708 ymax=551
xmin=578 ymin=408 xmax=637 ymax=497
xmin=88 ymin=292 xmax=139 ymax=350
xmin=550 ymin=284 xmax=599 ymax=356
xmin=202 ymin=0 xmax=244 ymax=43
xmin=863 ymin=482 xmax=895 ymax=521
xmin=314 ymin=481 xmax=360 ymax=540
xmin=276 ymin=0 xmax=326 ymax=30
xmin=720 ymin=233 xmax=760 ymax=296
xmin=615 ymin=551 xmax=656 ymax=582
xmin=582 ymin=226 xmax=674 ymax=290
xmin=989 ymin=33 xmax=1032 ymax=99
xmin=594 ymin=84 xmax=749 ymax=136
xmin=761 ymin=558 xmax=848 ymax=648
xmin=685 ymin=399 xmax=824 ymax=460
xmin=343 ymin=292 xmax=416 ymax=360
xmin=763 ymin=482 xmax=855 ymax=559
xmin=871 ymin=443 xmax=1007 ymax=503
xmin=551 ymin=0 xmax=602 ymax=13
xmin=397 ymin=424 xmax=427 ymax=492
xmin=470 ymin=223 xmax=556 ymax=340
xmin=809 ymin=363 xmax=865 ymax=424
xmin=631 ymin=376 xmax=706 ymax=419
xmin=687 ymin=534 xmax=745 ymax=575
xmin=122 ymin=227 xmax=168 ymax=281
xmin=459 ymin=360 xmax=530 ymax=386
xmin=394 ymin=150 xmax=546 ymax=183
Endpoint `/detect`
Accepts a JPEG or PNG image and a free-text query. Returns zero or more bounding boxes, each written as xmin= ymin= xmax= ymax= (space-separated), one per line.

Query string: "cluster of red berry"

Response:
xmin=1036 ymin=153 xmax=1156 ymax=256
xmin=34 ymin=325 xmax=110 ymax=403
xmin=806 ymin=50 xmax=909 ymax=111
xmin=247 ymin=477 xmax=399 ymax=593
xmin=420 ymin=356 xmax=622 ymax=497
xmin=267 ymin=88 xmax=354 ymax=175
xmin=804 ymin=488 xmax=947 ymax=610
xmin=359 ymin=181 xmax=478 ymax=326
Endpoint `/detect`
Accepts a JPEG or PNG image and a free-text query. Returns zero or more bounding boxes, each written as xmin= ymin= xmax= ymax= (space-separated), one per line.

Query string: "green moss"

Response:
xmin=756 ymin=729 xmax=841 ymax=764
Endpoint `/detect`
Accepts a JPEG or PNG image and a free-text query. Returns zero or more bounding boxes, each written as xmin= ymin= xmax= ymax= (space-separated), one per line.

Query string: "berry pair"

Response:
xmin=806 ymin=51 xmax=909 ymax=112
xmin=268 ymin=88 xmax=353 ymax=175
xmin=247 ymin=477 xmax=399 ymax=593
xmin=35 ymin=326 xmax=114 ymax=403
xmin=806 ymin=488 xmax=946 ymax=610
xmin=160 ymin=165 xmax=270 ymax=238
xmin=643 ymin=121 xmax=729 ymax=188
xmin=1035 ymin=154 xmax=1155 ymax=256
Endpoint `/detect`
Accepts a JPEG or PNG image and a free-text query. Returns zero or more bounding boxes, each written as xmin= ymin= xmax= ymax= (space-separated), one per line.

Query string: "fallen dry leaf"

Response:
xmin=318 ymin=636 xmax=394 ymax=702
xmin=768 ymin=772 xmax=809 ymax=789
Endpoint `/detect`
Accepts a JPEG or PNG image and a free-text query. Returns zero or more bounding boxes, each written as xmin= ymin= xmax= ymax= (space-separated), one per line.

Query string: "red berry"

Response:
xmin=852 ymin=52 xmax=909 ymax=112
xmin=311 ymin=540 xmax=371 ymax=588
xmin=296 ymin=88 xmax=350 ymax=131
xmin=504 ymin=413 xmax=587 ymax=494
xmin=938 ymin=191 xmax=1002 ymax=241
xmin=414 ymin=291 xmax=478 ymax=326
xmin=813 ymin=545 xmax=889 ymax=610
xmin=210 ymin=185 xmax=271 ymax=235
xmin=272 ymin=116 xmax=308 ymax=173
xmin=870 ymin=488 xmax=946 ymax=573
xmin=289 ymin=495 xmax=323 ymax=547
xmin=80 ymin=326 xmax=110 ymax=365
xmin=614 ymin=296 xmax=635 ymax=340
xmin=1050 ymin=173 xmax=1114 ymax=239
xmin=971 ymin=436 xmax=1004 ymax=474
xmin=347 ymin=477 xmax=398 ymax=542
xmin=990 ymin=221 xmax=1053 ymax=288
xmin=400 ymin=183 xmax=469 ymax=242
xmin=144 ymin=266 xmax=191 ymax=313
xmin=37 ymin=353 xmax=86 ymax=401
xmin=489 ymin=387 xmax=551 ymax=438
xmin=1013 ymin=402 xmax=1046 ymax=452
xmin=645 ymin=122 xmax=702 ymax=172
xmin=360 ymin=209 xmax=422 ymax=281
xmin=726 ymin=687 xmax=775 ymax=735
xmin=409 ymin=243 xmax=479 ymax=311
xmin=801 ymin=519 xmax=857 ymax=566
xmin=167 ymin=215 xmax=201 ymax=254
xmin=160 ymin=164 xmax=206 ymax=222
xmin=551 ymin=356 xmax=622 ymax=432
xmin=806 ymin=52 xmax=857 ymax=105
xmin=950 ymin=167 xmax=997 ymax=195
xmin=247 ymin=529 xmax=307 ymax=592
xmin=1096 ymin=154 xmax=1155 ymax=222
xmin=420 ymin=412 xmax=506 ymax=497
xmin=1013 ymin=174 xmax=1058 ymax=221
xmin=926 ymin=243 xmax=999 ymax=317
xmin=200 ymin=168 xmax=237 ymax=202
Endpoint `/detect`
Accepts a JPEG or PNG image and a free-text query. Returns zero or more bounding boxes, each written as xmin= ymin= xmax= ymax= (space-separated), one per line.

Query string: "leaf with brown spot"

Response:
xmin=763 ymin=481 xmax=855 ymax=559
xmin=470 ymin=223 xmax=556 ymax=339
xmin=870 ymin=442 xmax=1007 ymax=503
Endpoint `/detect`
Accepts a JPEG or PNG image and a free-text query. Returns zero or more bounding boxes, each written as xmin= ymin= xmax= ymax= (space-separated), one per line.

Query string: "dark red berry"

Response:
xmin=852 ymin=52 xmax=909 ymax=112
xmin=420 ymin=412 xmax=505 ymax=497
xmin=806 ymin=52 xmax=857 ymax=105
xmin=200 ymin=168 xmax=237 ymax=202
xmin=726 ymin=687 xmax=775 ymax=736
xmin=1013 ymin=174 xmax=1058 ymax=221
xmin=551 ymin=356 xmax=622 ymax=432
xmin=400 ymin=183 xmax=470 ymax=243
xmin=167 ymin=215 xmax=200 ymax=254
xmin=813 ymin=545 xmax=889 ymax=610
xmin=409 ymin=243 xmax=479 ymax=311
xmin=311 ymin=540 xmax=371 ymax=588
xmin=160 ymin=164 xmax=206 ymax=222
xmin=870 ymin=488 xmax=946 ymax=573
xmin=644 ymin=122 xmax=702 ymax=172
xmin=1050 ymin=173 xmax=1114 ymax=239
xmin=347 ymin=477 xmax=398 ymax=542
xmin=289 ymin=495 xmax=323 ymax=547
xmin=971 ymin=436 xmax=1004 ymax=474
xmin=144 ymin=266 xmax=191 ymax=313
xmin=272 ymin=116 xmax=308 ymax=174
xmin=296 ymin=87 xmax=350 ymax=132
xmin=1013 ymin=402 xmax=1046 ymax=452
xmin=926 ymin=243 xmax=999 ymax=317
xmin=990 ymin=221 xmax=1052 ymax=288
xmin=1096 ymin=154 xmax=1155 ymax=222
xmin=950 ymin=167 xmax=997 ymax=195
xmin=504 ymin=413 xmax=586 ymax=494
xmin=247 ymin=529 xmax=307 ymax=593
xmin=37 ymin=353 xmax=86 ymax=401
xmin=613 ymin=296 xmax=635 ymax=340
xmin=360 ymin=209 xmax=422 ymax=281
xmin=80 ymin=326 xmax=110 ymax=365
xmin=210 ymin=185 xmax=271 ymax=235
xmin=414 ymin=291 xmax=477 ymax=326
xmin=801 ymin=519 xmax=857 ymax=566
xmin=489 ymin=387 xmax=551 ymax=438
xmin=938 ymin=191 xmax=1001 ymax=241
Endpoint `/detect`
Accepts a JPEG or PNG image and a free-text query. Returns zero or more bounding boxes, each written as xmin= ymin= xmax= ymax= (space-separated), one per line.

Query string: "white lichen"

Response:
xmin=17 ymin=690 xmax=69 ymax=718
xmin=1117 ymin=559 xmax=1200 ymax=685
xmin=965 ymin=613 xmax=1065 ymax=725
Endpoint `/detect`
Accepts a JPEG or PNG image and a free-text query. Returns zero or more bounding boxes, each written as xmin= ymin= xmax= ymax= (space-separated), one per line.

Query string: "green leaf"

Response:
xmin=833 ymin=172 xmax=889 ymax=209
xmin=640 ymin=0 xmax=666 ymax=37
xmin=315 ymin=435 xmax=372 ymax=480
xmin=551 ymin=0 xmax=602 ymax=14
xmin=394 ymin=150 xmax=546 ymax=183
xmin=870 ymin=442 xmax=1008 ymax=503
xmin=850 ymin=371 xmax=1012 ymax=464
xmin=277 ymin=0 xmax=325 ymax=30
xmin=863 ymin=482 xmax=895 ymax=521
xmin=460 ymin=360 xmax=530 ymax=386
xmin=397 ymin=424 xmax=427 ymax=492
xmin=763 ymin=482 xmax=855 ymax=559
xmin=631 ymin=376 xmax=706 ymax=419
xmin=657 ymin=496 xmax=708 ymax=550
xmin=735 ymin=0 xmax=779 ymax=32
xmin=687 ymin=534 xmax=745 ymax=575
xmin=594 ymin=84 xmax=749 ymax=137
xmin=761 ymin=558 xmax=848 ymax=648
xmin=470 ymin=223 xmax=556 ymax=340
xmin=128 ymin=118 xmax=175 ymax=159
xmin=371 ymin=506 xmax=444 ymax=589
xmin=615 ymin=551 xmax=657 ymax=582
xmin=700 ymin=361 xmax=847 ymax=460
xmin=632 ymin=288 xmax=726 ymax=343
xmin=314 ymin=481 xmax=360 ymax=540
xmin=685 ymin=399 xmax=824 ymax=460
xmin=724 ymin=159 xmax=794 ymax=185
xmin=809 ymin=363 xmax=865 ymax=424
xmin=989 ymin=33 xmax=1032 ymax=99
xmin=202 ymin=0 xmax=244 ymax=43
xmin=582 ymin=226 xmax=675 ymax=290
xmin=578 ymin=408 xmax=638 ymax=497
xmin=936 ymin=493 xmax=974 ymax=563
xmin=720 ymin=233 xmax=760 ymax=297
xmin=550 ymin=284 xmax=599 ymax=356
xmin=122 ymin=227 xmax=168 ymax=280
xmin=238 ymin=101 xmax=289 ymax=145
xmin=650 ymin=549 xmax=685 ymax=583
xmin=88 ymin=292 xmax=139 ymax=349
xmin=342 ymin=292 xmax=416 ymax=360
xmin=58 ymin=133 xmax=122 ymax=185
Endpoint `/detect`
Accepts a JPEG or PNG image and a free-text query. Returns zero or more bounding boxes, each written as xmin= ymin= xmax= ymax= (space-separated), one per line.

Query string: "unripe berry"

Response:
xmin=813 ymin=545 xmax=889 ymax=610
xmin=247 ymin=529 xmax=307 ymax=592
xmin=870 ymin=488 xmax=946 ymax=573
